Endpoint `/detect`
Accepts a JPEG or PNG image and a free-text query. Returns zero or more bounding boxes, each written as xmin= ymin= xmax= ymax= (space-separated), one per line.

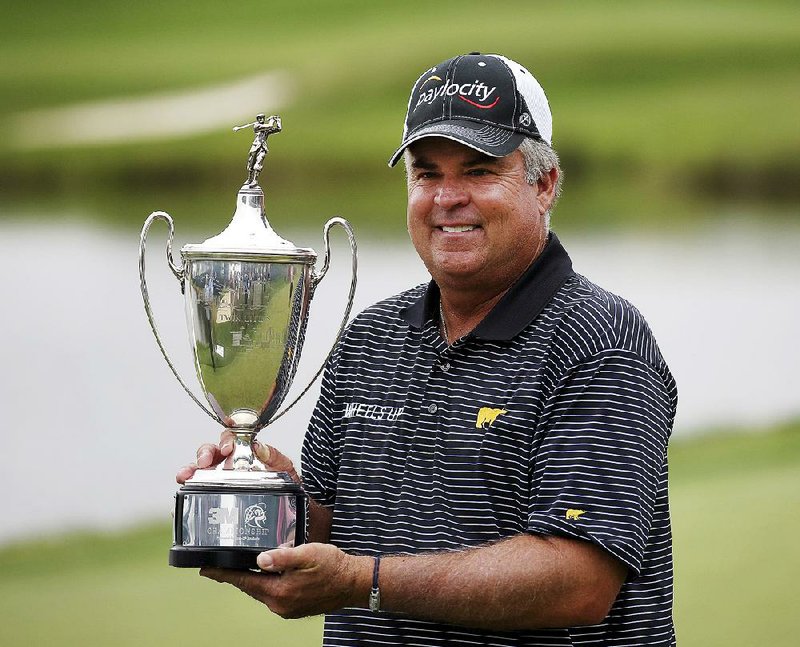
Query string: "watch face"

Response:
xmin=369 ymin=589 xmax=381 ymax=612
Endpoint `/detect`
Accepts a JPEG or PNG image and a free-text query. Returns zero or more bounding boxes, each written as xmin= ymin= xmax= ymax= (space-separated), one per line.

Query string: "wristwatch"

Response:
xmin=369 ymin=555 xmax=381 ymax=612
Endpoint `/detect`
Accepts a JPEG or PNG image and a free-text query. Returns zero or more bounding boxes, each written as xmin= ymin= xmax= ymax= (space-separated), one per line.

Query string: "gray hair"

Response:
xmin=518 ymin=138 xmax=562 ymax=230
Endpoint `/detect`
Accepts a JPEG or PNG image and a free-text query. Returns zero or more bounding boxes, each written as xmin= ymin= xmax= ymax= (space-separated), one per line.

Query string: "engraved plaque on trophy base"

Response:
xmin=170 ymin=472 xmax=306 ymax=570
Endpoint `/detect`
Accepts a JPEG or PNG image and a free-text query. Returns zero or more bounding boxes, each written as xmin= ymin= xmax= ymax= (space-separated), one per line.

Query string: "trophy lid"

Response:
xmin=181 ymin=186 xmax=316 ymax=264
xmin=183 ymin=115 xmax=315 ymax=264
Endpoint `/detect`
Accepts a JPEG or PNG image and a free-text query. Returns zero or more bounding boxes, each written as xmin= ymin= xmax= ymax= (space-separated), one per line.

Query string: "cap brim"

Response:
xmin=388 ymin=120 xmax=526 ymax=167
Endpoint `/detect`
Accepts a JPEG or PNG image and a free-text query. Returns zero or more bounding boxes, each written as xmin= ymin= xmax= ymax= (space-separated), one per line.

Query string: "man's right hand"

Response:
xmin=176 ymin=430 xmax=300 ymax=485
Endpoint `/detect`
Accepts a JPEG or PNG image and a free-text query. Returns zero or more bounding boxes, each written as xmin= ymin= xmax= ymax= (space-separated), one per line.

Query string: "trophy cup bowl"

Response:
xmin=139 ymin=140 xmax=356 ymax=569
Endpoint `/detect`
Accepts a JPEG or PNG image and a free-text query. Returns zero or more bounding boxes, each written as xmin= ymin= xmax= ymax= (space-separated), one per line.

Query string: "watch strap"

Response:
xmin=369 ymin=555 xmax=381 ymax=612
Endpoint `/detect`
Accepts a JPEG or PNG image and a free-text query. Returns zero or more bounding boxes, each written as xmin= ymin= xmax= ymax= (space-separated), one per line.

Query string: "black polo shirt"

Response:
xmin=302 ymin=233 xmax=677 ymax=646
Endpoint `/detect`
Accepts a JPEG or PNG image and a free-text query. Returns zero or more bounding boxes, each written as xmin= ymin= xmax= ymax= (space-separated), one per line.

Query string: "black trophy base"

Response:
xmin=169 ymin=546 xmax=264 ymax=570
xmin=171 ymin=473 xmax=306 ymax=570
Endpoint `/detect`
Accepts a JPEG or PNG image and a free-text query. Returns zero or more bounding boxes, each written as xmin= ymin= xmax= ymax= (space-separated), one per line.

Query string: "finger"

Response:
xmin=218 ymin=430 xmax=235 ymax=456
xmin=200 ymin=567 xmax=247 ymax=585
xmin=253 ymin=440 xmax=273 ymax=465
xmin=196 ymin=442 xmax=225 ymax=468
xmin=199 ymin=568 xmax=281 ymax=607
xmin=200 ymin=568 xmax=258 ymax=594
xmin=176 ymin=464 xmax=197 ymax=484
xmin=253 ymin=442 xmax=299 ymax=482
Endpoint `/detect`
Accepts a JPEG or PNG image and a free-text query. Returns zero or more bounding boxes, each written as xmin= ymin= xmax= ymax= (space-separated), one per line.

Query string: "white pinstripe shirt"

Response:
xmin=302 ymin=234 xmax=677 ymax=646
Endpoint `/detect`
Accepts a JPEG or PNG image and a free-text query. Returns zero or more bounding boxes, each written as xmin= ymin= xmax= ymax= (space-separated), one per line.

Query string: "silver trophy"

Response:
xmin=138 ymin=115 xmax=357 ymax=569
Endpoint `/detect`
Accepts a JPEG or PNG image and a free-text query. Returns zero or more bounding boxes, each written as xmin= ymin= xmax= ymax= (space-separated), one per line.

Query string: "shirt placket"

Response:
xmin=400 ymin=325 xmax=447 ymax=476
xmin=409 ymin=326 xmax=471 ymax=474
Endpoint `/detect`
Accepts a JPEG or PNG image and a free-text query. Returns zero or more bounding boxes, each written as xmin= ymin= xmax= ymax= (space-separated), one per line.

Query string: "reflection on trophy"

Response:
xmin=138 ymin=115 xmax=357 ymax=569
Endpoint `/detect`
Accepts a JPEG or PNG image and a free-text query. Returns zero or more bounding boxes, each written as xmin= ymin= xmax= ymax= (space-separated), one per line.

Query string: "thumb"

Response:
xmin=253 ymin=440 xmax=274 ymax=465
xmin=257 ymin=545 xmax=316 ymax=573
xmin=254 ymin=442 xmax=300 ymax=482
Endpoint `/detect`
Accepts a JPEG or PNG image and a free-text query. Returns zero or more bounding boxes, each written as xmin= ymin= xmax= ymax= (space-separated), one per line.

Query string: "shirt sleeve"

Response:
xmin=527 ymin=348 xmax=675 ymax=576
xmin=300 ymin=348 xmax=342 ymax=509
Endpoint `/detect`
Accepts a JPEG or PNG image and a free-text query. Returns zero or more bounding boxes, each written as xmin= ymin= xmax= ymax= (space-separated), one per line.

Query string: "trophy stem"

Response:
xmin=230 ymin=430 xmax=262 ymax=471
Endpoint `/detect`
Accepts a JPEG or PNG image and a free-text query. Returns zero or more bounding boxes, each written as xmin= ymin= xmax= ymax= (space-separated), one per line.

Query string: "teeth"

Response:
xmin=441 ymin=225 xmax=476 ymax=233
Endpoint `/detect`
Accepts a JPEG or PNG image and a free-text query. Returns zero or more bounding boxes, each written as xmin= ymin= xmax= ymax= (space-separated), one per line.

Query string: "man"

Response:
xmin=183 ymin=53 xmax=677 ymax=645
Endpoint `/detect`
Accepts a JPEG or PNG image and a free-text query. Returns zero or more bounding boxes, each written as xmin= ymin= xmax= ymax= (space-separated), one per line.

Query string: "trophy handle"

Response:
xmin=269 ymin=217 xmax=358 ymax=424
xmin=139 ymin=212 xmax=224 ymax=425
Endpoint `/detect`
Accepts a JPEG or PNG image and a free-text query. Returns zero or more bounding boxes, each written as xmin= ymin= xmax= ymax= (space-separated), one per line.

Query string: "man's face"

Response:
xmin=406 ymin=138 xmax=553 ymax=295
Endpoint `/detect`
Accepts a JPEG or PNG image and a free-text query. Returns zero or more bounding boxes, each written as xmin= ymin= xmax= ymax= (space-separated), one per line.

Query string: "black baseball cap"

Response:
xmin=389 ymin=52 xmax=553 ymax=167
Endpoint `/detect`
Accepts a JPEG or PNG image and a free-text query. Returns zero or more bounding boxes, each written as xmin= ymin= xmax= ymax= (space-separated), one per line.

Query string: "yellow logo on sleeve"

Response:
xmin=475 ymin=407 xmax=508 ymax=428
xmin=566 ymin=509 xmax=586 ymax=521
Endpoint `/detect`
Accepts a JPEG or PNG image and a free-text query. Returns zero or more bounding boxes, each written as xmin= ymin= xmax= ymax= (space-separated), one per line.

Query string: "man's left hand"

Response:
xmin=200 ymin=543 xmax=370 ymax=619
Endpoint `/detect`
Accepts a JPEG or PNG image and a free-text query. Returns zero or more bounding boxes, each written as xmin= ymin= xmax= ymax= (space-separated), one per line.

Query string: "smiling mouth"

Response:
xmin=440 ymin=225 xmax=478 ymax=233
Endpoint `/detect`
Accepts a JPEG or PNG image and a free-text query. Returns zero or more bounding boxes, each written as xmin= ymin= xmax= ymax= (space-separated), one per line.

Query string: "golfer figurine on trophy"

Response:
xmin=233 ymin=113 xmax=282 ymax=187
xmin=138 ymin=115 xmax=357 ymax=570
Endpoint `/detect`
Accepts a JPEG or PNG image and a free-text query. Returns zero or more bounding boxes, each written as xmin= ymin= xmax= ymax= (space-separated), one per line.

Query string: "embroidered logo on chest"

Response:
xmin=343 ymin=402 xmax=405 ymax=422
xmin=475 ymin=407 xmax=508 ymax=429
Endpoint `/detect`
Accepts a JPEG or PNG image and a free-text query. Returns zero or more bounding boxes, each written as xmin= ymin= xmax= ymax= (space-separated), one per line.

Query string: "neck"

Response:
xmin=438 ymin=286 xmax=508 ymax=344
xmin=436 ymin=241 xmax=545 ymax=344
xmin=436 ymin=236 xmax=549 ymax=343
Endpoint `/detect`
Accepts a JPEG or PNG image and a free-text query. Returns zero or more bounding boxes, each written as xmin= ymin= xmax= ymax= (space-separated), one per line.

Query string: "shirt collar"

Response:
xmin=400 ymin=232 xmax=574 ymax=341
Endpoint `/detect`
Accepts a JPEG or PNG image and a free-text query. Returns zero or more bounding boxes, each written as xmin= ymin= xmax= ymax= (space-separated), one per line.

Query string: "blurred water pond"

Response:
xmin=1 ymin=217 xmax=798 ymax=544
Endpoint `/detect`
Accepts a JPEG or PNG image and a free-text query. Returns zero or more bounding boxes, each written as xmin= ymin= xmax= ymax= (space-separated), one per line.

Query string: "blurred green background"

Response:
xmin=2 ymin=0 xmax=798 ymax=234
xmin=1 ymin=0 xmax=798 ymax=645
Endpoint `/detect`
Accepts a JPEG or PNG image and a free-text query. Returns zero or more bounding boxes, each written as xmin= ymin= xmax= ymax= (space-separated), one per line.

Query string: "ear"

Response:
xmin=536 ymin=167 xmax=559 ymax=215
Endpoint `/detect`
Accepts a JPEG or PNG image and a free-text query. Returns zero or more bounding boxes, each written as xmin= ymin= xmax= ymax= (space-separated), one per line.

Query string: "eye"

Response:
xmin=467 ymin=168 xmax=491 ymax=176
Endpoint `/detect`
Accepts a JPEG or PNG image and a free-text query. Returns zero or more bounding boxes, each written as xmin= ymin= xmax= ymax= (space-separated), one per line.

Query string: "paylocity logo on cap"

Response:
xmin=416 ymin=74 xmax=500 ymax=110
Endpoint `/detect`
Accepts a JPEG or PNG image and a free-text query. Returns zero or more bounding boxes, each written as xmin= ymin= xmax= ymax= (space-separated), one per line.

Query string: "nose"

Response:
xmin=434 ymin=181 xmax=469 ymax=210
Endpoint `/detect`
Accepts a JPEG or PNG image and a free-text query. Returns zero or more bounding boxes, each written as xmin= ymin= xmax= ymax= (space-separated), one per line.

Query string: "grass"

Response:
xmin=1 ymin=421 xmax=798 ymax=646
xmin=0 ymin=524 xmax=323 ymax=646
xmin=670 ymin=422 xmax=800 ymax=645
xmin=0 ymin=0 xmax=797 ymax=234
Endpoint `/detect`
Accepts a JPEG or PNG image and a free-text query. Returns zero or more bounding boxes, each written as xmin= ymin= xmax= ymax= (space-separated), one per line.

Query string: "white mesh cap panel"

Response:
xmin=490 ymin=54 xmax=553 ymax=145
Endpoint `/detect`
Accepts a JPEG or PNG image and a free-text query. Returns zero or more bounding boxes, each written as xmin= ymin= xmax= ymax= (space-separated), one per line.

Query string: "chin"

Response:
xmin=430 ymin=264 xmax=485 ymax=288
